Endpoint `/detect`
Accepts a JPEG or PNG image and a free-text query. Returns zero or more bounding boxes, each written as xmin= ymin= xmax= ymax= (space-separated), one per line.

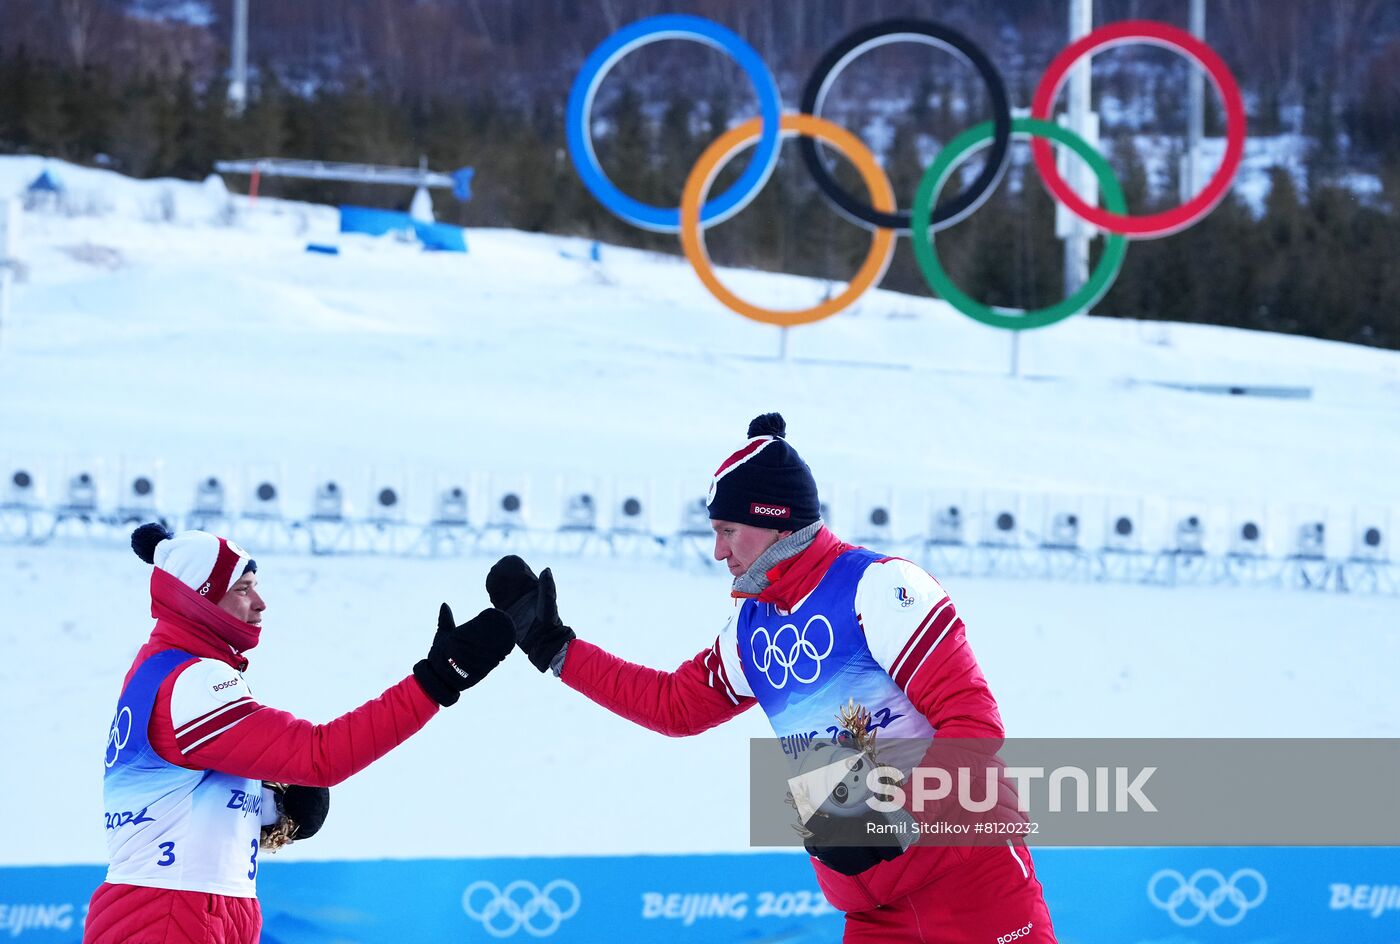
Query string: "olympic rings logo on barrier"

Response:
xmin=1147 ymin=868 xmax=1267 ymax=927
xmin=750 ymin=615 xmax=835 ymax=689
xmin=462 ymin=879 xmax=582 ymax=938
xmin=566 ymin=14 xmax=1246 ymax=329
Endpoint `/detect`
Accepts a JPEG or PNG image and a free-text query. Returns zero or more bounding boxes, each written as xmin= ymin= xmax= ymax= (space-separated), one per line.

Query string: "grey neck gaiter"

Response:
xmin=731 ymin=520 xmax=823 ymax=599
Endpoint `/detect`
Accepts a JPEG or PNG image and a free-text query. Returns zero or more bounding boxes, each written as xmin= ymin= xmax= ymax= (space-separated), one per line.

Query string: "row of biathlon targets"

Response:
xmin=1 ymin=465 xmax=1392 ymax=563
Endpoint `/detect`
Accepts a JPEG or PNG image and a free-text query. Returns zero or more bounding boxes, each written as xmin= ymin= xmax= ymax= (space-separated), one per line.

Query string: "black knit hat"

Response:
xmin=706 ymin=413 xmax=820 ymax=530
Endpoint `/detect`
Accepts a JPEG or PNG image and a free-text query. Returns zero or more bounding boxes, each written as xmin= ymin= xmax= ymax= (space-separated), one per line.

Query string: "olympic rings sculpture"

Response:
xmin=566 ymin=14 xmax=1246 ymax=330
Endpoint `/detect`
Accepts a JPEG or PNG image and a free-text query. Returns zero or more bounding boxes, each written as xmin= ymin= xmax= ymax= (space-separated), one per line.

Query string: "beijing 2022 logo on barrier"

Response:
xmin=566 ymin=15 xmax=1246 ymax=330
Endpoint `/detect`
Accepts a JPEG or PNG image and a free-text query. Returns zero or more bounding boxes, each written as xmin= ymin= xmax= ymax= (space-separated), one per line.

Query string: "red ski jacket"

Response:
xmin=560 ymin=527 xmax=1011 ymax=913
xmin=84 ymin=569 xmax=440 ymax=944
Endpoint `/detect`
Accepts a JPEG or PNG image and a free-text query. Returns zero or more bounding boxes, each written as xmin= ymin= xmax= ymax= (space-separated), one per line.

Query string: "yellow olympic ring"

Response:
xmin=680 ymin=114 xmax=896 ymax=328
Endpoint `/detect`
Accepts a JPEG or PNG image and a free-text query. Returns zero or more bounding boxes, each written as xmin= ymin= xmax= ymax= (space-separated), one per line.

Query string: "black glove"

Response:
xmin=802 ymin=810 xmax=909 ymax=877
xmin=413 ymin=604 xmax=515 ymax=707
xmin=806 ymin=840 xmax=906 ymax=876
xmin=279 ymin=785 xmax=330 ymax=841
xmin=485 ymin=556 xmax=577 ymax=673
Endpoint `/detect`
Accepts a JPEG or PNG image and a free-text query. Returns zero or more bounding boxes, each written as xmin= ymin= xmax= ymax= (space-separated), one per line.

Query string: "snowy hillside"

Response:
xmin=2 ymin=157 xmax=1397 ymax=511
xmin=1 ymin=157 xmax=1398 ymax=871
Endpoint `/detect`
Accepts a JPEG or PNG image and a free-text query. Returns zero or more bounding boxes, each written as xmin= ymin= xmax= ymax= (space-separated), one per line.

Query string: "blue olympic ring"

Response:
xmin=565 ymin=14 xmax=783 ymax=233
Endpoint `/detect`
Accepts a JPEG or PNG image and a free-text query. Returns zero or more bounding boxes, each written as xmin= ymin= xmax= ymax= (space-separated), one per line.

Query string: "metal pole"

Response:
xmin=1063 ymin=0 xmax=1093 ymax=298
xmin=229 ymin=0 xmax=249 ymax=115
xmin=1183 ymin=0 xmax=1206 ymax=201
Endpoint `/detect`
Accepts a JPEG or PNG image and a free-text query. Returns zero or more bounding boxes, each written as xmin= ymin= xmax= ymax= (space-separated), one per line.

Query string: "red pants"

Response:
xmin=84 ymin=882 xmax=261 ymax=944
xmin=844 ymin=844 xmax=1057 ymax=943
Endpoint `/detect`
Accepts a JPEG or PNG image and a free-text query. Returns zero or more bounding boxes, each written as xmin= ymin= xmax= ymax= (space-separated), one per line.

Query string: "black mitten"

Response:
xmin=805 ymin=840 xmax=906 ymax=876
xmin=280 ymin=785 xmax=330 ymax=840
xmin=485 ymin=554 xmax=539 ymax=612
xmin=486 ymin=557 xmax=577 ymax=673
xmin=413 ymin=604 xmax=515 ymax=706
xmin=802 ymin=810 xmax=909 ymax=877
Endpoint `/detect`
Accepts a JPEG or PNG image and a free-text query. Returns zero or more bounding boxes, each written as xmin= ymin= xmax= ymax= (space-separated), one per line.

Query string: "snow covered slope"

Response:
xmin=0 ymin=158 xmax=1396 ymax=868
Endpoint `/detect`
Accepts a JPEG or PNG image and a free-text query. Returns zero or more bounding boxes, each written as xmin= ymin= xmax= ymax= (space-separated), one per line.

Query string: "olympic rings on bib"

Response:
xmin=749 ymin=616 xmax=836 ymax=689
xmin=567 ymin=15 xmax=1246 ymax=328
xmin=105 ymin=706 xmax=132 ymax=769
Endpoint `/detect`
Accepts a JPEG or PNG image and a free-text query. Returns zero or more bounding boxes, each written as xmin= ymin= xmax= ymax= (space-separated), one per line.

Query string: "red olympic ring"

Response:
xmin=1030 ymin=20 xmax=1247 ymax=239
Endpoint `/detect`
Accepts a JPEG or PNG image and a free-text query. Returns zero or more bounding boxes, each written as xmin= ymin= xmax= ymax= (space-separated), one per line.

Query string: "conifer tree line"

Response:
xmin=0 ymin=0 xmax=1397 ymax=349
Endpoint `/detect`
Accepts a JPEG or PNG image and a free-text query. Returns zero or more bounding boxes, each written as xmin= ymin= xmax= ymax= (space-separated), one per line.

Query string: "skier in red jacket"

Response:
xmin=85 ymin=523 xmax=514 ymax=944
xmin=487 ymin=414 xmax=1057 ymax=943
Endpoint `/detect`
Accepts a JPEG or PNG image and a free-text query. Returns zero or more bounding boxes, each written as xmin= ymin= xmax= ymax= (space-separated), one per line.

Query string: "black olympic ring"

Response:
xmin=798 ymin=19 xmax=1012 ymax=233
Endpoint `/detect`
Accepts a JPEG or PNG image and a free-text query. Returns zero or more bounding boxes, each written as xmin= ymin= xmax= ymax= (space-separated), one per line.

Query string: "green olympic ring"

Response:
xmin=911 ymin=117 xmax=1128 ymax=331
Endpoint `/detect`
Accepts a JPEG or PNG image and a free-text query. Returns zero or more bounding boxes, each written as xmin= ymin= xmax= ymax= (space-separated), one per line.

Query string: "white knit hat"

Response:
xmin=131 ymin=523 xmax=256 ymax=604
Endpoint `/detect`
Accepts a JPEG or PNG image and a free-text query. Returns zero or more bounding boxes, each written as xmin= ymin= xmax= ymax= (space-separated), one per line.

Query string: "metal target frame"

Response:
xmin=0 ymin=461 xmax=1391 ymax=596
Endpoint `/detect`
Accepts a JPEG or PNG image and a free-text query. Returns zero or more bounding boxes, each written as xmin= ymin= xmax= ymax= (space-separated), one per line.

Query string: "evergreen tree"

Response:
xmin=237 ymin=69 xmax=291 ymax=160
xmin=61 ymin=64 xmax=115 ymax=159
xmin=107 ymin=74 xmax=163 ymax=176
xmin=19 ymin=57 xmax=69 ymax=155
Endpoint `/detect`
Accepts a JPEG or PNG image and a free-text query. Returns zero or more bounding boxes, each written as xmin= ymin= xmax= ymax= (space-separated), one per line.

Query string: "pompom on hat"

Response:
xmin=131 ymin=522 xmax=257 ymax=605
xmin=705 ymin=412 xmax=821 ymax=530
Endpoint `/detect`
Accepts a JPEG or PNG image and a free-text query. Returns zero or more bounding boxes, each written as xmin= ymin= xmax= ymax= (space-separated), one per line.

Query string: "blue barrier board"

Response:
xmin=2 ymin=848 xmax=1396 ymax=941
